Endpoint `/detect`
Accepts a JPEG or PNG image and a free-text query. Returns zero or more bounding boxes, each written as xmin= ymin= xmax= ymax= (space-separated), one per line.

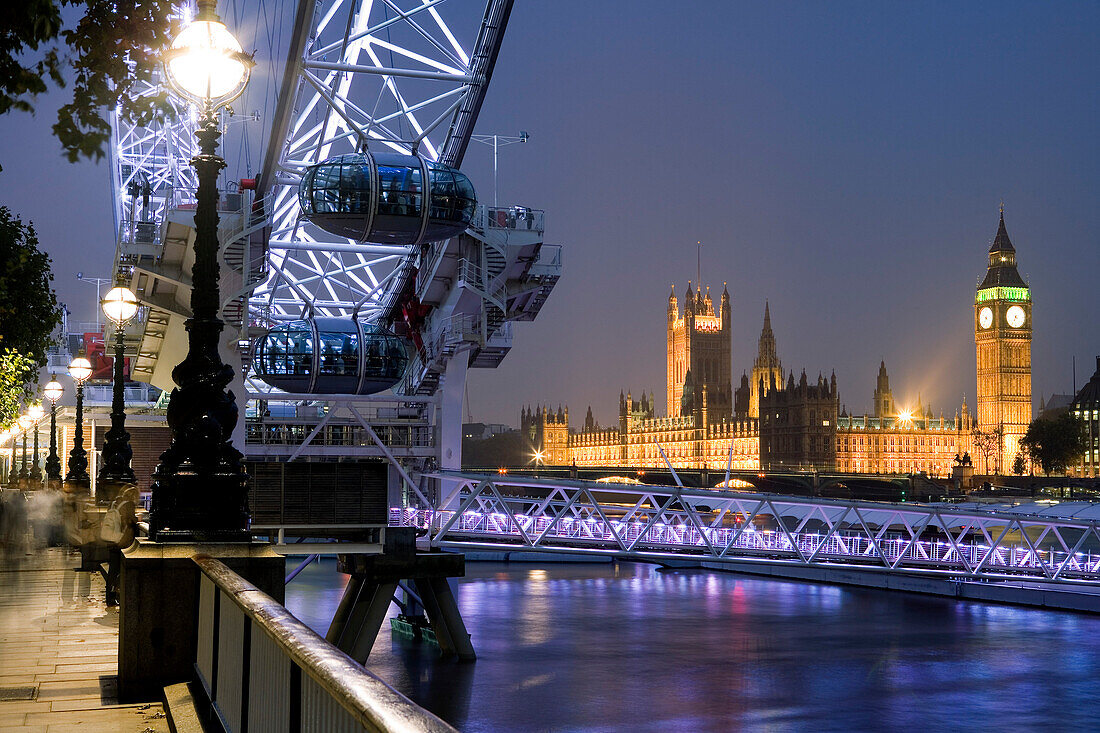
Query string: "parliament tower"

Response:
xmin=667 ymin=282 xmax=732 ymax=419
xmin=749 ymin=302 xmax=783 ymax=418
xmin=975 ymin=209 xmax=1032 ymax=472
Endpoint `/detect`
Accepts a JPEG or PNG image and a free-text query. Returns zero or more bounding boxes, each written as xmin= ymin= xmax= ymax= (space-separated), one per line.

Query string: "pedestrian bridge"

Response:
xmin=391 ymin=472 xmax=1100 ymax=587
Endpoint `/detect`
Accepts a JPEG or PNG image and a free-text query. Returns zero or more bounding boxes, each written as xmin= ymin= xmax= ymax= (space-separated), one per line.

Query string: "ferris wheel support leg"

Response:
xmin=438 ymin=350 xmax=470 ymax=506
xmin=440 ymin=351 xmax=469 ymax=471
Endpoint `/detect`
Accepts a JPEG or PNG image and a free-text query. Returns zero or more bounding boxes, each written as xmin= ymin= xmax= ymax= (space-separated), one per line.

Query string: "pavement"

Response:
xmin=0 ymin=545 xmax=169 ymax=733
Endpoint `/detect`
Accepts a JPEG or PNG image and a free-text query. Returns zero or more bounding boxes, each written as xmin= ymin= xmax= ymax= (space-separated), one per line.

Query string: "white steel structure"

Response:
xmin=252 ymin=0 xmax=514 ymax=325
xmin=107 ymin=0 xmax=560 ymax=490
xmin=394 ymin=473 xmax=1100 ymax=587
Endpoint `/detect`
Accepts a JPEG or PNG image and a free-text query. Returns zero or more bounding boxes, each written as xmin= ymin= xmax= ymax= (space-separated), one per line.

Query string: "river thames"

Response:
xmin=285 ymin=558 xmax=1100 ymax=731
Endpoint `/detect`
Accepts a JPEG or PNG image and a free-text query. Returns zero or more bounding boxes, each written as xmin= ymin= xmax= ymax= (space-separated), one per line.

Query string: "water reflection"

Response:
xmin=285 ymin=558 xmax=1100 ymax=731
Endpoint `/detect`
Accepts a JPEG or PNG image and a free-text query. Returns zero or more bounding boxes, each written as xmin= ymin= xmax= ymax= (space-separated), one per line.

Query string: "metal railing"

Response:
xmin=82 ymin=382 xmax=162 ymax=405
xmin=193 ymin=555 xmax=455 ymax=733
xmin=245 ymin=420 xmax=433 ymax=449
xmin=392 ymin=473 xmax=1100 ymax=585
xmin=470 ymin=204 xmax=544 ymax=233
xmin=528 ymin=244 xmax=562 ymax=277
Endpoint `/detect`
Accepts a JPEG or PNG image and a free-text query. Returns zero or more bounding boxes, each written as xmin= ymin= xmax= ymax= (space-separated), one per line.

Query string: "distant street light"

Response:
xmin=28 ymin=403 xmax=44 ymax=488
xmin=98 ymin=284 xmax=138 ymax=494
xmin=18 ymin=413 xmax=34 ymax=485
xmin=470 ymin=131 xmax=529 ymax=207
xmin=1 ymin=430 xmax=11 ymax=486
xmin=65 ymin=355 xmax=93 ymax=489
xmin=44 ymin=378 xmax=64 ymax=486
xmin=4 ymin=429 xmax=16 ymax=487
xmin=151 ymin=0 xmax=254 ymax=541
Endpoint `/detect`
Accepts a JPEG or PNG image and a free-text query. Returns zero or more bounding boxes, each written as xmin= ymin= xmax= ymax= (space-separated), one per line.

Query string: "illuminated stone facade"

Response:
xmin=974 ymin=210 xmax=1032 ymax=473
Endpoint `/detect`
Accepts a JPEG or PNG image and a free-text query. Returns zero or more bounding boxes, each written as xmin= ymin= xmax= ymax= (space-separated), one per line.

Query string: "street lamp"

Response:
xmin=99 ymin=284 xmax=138 ymax=490
xmin=28 ymin=403 xmax=44 ymax=488
xmin=1 ymin=430 xmax=11 ymax=486
xmin=152 ymin=0 xmax=254 ymax=541
xmin=5 ymin=428 xmax=18 ymax=488
xmin=44 ymin=378 xmax=64 ymax=486
xmin=18 ymin=414 xmax=34 ymax=486
xmin=65 ymin=355 xmax=93 ymax=489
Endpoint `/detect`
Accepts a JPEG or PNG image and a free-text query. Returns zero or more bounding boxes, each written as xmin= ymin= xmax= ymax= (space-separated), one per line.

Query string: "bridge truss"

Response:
xmin=393 ymin=473 xmax=1100 ymax=585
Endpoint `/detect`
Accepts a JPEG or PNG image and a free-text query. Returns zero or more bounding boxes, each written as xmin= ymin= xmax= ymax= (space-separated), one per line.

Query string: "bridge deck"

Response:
xmin=0 ymin=547 xmax=168 ymax=732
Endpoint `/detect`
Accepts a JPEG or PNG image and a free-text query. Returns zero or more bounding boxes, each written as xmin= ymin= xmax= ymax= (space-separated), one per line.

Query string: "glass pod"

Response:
xmin=298 ymin=152 xmax=477 ymax=245
xmin=252 ymin=318 xmax=410 ymax=395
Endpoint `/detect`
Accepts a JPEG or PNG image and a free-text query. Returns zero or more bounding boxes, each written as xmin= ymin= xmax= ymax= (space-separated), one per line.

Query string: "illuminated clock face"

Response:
xmin=1006 ymin=305 xmax=1026 ymax=328
xmin=979 ymin=307 xmax=993 ymax=329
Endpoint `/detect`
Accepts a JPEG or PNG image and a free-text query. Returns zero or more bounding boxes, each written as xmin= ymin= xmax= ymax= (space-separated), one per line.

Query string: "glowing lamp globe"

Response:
xmin=44 ymin=380 xmax=63 ymax=404
xmin=68 ymin=357 xmax=93 ymax=384
xmin=102 ymin=286 xmax=138 ymax=326
xmin=164 ymin=0 xmax=253 ymax=108
xmin=28 ymin=403 xmax=44 ymax=423
xmin=18 ymin=414 xmax=34 ymax=430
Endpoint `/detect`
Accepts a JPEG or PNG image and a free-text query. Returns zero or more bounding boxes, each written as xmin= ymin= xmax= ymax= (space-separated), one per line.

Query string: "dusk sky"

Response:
xmin=0 ymin=1 xmax=1097 ymax=428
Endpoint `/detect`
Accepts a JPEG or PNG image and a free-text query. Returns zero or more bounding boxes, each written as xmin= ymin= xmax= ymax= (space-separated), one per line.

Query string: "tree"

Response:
xmin=1011 ymin=451 xmax=1027 ymax=476
xmin=0 ymin=348 xmax=37 ymax=430
xmin=1020 ymin=413 xmax=1088 ymax=476
xmin=0 ymin=1 xmax=177 ymax=166
xmin=0 ymin=206 xmax=63 ymax=370
xmin=972 ymin=424 xmax=1004 ymax=474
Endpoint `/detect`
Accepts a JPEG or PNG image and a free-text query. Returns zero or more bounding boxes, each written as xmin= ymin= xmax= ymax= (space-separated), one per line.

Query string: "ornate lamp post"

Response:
xmin=98 ymin=285 xmax=138 ymax=494
xmin=28 ymin=403 xmax=44 ymax=488
xmin=44 ymin=378 xmax=64 ymax=487
xmin=3 ymin=428 xmax=15 ymax=487
xmin=6 ymin=428 xmax=18 ymax=488
xmin=65 ymin=355 xmax=93 ymax=489
xmin=151 ymin=0 xmax=254 ymax=541
xmin=18 ymin=414 xmax=33 ymax=486
xmin=1 ymin=430 xmax=11 ymax=486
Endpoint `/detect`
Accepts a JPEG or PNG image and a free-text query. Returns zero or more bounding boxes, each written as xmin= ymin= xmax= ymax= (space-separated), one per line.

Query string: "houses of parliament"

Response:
xmin=522 ymin=211 xmax=1032 ymax=475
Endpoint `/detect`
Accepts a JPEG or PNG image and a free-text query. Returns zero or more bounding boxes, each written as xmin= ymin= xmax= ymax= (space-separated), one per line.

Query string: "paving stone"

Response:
xmin=0 ymin=703 xmax=49 ymax=714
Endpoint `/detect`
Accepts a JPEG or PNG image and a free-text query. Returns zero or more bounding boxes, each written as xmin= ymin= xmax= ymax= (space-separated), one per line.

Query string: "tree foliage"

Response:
xmin=0 ymin=0 xmax=177 ymax=166
xmin=0 ymin=348 xmax=37 ymax=430
xmin=1011 ymin=451 xmax=1027 ymax=476
xmin=0 ymin=206 xmax=63 ymax=371
xmin=1021 ymin=413 xmax=1088 ymax=476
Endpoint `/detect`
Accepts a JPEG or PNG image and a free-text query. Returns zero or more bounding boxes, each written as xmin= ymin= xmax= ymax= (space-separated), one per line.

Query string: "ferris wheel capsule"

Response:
xmin=251 ymin=318 xmax=410 ymax=395
xmin=297 ymin=152 xmax=477 ymax=245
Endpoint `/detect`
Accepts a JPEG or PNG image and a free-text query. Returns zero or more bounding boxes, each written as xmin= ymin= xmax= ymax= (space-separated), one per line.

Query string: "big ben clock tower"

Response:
xmin=975 ymin=208 xmax=1032 ymax=473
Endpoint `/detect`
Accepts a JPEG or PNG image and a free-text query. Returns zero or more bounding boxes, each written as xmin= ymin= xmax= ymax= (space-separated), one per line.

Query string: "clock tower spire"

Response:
xmin=974 ymin=208 xmax=1032 ymax=473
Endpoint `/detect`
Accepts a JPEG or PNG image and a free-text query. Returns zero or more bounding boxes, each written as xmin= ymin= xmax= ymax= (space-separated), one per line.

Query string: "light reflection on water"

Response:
xmin=285 ymin=557 xmax=1100 ymax=731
